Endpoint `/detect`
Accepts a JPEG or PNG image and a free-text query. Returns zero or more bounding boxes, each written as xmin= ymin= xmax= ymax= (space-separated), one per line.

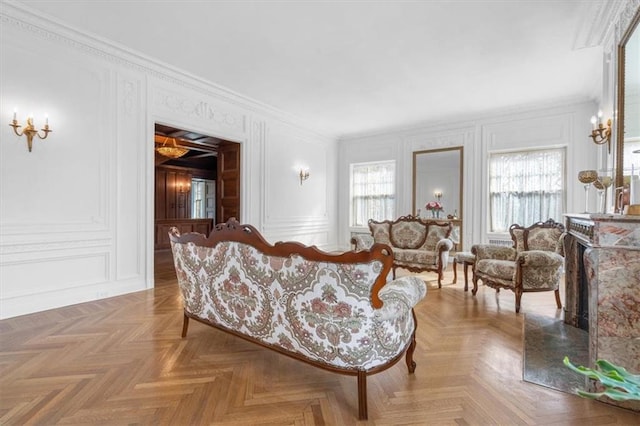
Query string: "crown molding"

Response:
xmin=573 ymin=0 xmax=619 ymax=49
xmin=339 ymin=95 xmax=595 ymax=142
xmin=0 ymin=1 xmax=337 ymax=140
xmin=573 ymin=0 xmax=639 ymax=49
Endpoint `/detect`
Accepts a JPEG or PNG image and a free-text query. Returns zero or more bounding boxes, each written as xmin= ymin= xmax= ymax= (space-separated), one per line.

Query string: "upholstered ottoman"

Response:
xmin=453 ymin=252 xmax=476 ymax=291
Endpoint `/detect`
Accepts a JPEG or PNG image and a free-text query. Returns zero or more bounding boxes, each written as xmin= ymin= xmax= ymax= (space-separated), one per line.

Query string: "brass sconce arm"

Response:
xmin=299 ymin=169 xmax=310 ymax=185
xmin=9 ymin=116 xmax=52 ymax=152
xmin=589 ymin=118 xmax=611 ymax=153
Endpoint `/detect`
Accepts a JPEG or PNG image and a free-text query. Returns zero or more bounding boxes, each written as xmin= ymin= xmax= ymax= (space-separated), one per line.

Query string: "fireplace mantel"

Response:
xmin=564 ymin=214 xmax=639 ymax=411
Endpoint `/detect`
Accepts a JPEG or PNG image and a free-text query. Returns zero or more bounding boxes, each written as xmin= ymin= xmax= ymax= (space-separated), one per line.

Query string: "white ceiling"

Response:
xmin=15 ymin=0 xmax=604 ymax=137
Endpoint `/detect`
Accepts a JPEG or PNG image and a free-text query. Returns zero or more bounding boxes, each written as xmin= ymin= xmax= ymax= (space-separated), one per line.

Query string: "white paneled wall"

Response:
xmin=338 ymin=101 xmax=599 ymax=250
xmin=0 ymin=5 xmax=337 ymax=319
xmin=0 ymin=1 xmax=630 ymax=319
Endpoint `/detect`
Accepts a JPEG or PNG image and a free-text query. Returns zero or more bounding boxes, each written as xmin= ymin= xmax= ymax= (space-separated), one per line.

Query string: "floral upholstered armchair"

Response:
xmin=471 ymin=219 xmax=566 ymax=313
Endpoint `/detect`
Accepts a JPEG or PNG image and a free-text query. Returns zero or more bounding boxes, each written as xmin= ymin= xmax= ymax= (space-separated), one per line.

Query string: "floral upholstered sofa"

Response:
xmin=169 ymin=218 xmax=427 ymax=420
xmin=351 ymin=215 xmax=454 ymax=287
xmin=471 ymin=219 xmax=566 ymax=313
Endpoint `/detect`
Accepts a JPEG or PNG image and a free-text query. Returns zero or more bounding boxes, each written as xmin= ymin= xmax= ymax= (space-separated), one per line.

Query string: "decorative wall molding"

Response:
xmin=123 ymin=80 xmax=136 ymax=116
xmin=0 ymin=2 xmax=334 ymax=139
xmin=0 ymin=38 xmax=113 ymax=237
xmin=0 ymin=238 xmax=111 ymax=256
xmin=616 ymin=0 xmax=640 ymax=41
xmin=152 ymin=88 xmax=246 ymax=135
xmin=1 ymin=2 xmax=340 ymax=319
xmin=405 ymin=128 xmax=470 ymax=151
xmin=573 ymin=0 xmax=621 ymax=49
xmin=340 ymin=95 xmax=594 ymax=141
xmin=115 ymin=73 xmax=145 ymax=282
xmin=1 ymin=252 xmax=109 ymax=298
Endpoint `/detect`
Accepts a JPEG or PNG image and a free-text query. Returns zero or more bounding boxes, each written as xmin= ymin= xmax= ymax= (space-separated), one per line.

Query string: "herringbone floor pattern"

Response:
xmin=1 ymin=250 xmax=638 ymax=425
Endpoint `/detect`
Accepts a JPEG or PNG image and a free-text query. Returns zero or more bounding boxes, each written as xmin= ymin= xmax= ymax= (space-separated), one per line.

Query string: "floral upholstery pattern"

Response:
xmin=471 ymin=219 xmax=566 ymax=313
xmin=351 ymin=234 xmax=374 ymax=251
xmin=513 ymin=226 xmax=565 ymax=254
xmin=390 ymin=221 xmax=427 ymax=249
xmin=475 ymin=259 xmax=515 ymax=283
xmin=370 ymin=222 xmax=391 ymax=246
xmin=393 ymin=248 xmax=438 ymax=268
xmin=472 ymin=245 xmax=516 ymax=262
xmin=422 ymin=225 xmax=449 ymax=251
xmin=171 ymin=239 xmax=427 ymax=370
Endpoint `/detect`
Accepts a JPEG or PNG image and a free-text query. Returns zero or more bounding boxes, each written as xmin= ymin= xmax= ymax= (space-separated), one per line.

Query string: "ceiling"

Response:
xmin=17 ymin=0 xmax=605 ymax=137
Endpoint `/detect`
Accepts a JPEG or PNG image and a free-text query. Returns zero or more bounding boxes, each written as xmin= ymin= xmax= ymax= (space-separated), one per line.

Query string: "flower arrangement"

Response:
xmin=425 ymin=201 xmax=443 ymax=218
xmin=425 ymin=201 xmax=443 ymax=211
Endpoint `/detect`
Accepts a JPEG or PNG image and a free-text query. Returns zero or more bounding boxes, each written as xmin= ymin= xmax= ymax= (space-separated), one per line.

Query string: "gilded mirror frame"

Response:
xmin=412 ymin=146 xmax=464 ymax=247
xmin=614 ymin=6 xmax=640 ymax=192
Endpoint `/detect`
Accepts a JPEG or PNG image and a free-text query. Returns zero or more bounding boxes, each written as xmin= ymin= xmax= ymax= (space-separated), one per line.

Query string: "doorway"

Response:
xmin=153 ymin=123 xmax=241 ymax=283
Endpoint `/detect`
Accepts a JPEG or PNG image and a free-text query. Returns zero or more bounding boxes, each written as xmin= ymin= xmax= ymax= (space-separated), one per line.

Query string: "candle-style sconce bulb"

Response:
xmin=9 ymin=110 xmax=52 ymax=152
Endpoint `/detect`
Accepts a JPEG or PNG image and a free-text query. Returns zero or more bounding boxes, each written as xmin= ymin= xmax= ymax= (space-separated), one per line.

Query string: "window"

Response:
xmin=350 ymin=161 xmax=395 ymax=227
xmin=191 ymin=179 xmax=207 ymax=219
xmin=489 ymin=148 xmax=565 ymax=232
xmin=191 ymin=178 xmax=215 ymax=219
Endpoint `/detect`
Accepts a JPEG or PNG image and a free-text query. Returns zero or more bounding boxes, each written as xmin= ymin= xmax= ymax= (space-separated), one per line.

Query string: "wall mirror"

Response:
xmin=614 ymin=6 xmax=640 ymax=199
xmin=412 ymin=147 xmax=463 ymax=247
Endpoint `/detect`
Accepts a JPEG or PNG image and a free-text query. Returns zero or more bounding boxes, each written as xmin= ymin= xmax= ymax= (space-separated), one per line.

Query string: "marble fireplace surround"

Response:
xmin=564 ymin=214 xmax=640 ymax=411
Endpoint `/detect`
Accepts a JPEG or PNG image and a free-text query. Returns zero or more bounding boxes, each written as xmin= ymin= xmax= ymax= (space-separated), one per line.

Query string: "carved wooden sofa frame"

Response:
xmin=351 ymin=215 xmax=454 ymax=287
xmin=169 ymin=218 xmax=427 ymax=420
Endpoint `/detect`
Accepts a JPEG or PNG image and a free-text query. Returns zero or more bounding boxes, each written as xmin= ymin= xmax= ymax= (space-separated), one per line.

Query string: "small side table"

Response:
xmin=453 ymin=252 xmax=476 ymax=291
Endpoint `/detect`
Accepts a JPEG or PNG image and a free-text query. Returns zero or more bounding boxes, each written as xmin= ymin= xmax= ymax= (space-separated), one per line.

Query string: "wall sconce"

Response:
xmin=299 ymin=169 xmax=310 ymax=185
xmin=589 ymin=111 xmax=611 ymax=152
xmin=9 ymin=109 xmax=52 ymax=152
xmin=178 ymin=180 xmax=191 ymax=193
xmin=434 ymin=191 xmax=443 ymax=201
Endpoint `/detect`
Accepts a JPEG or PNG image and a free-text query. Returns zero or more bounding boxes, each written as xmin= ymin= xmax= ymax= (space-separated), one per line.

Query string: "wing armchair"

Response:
xmin=471 ymin=219 xmax=566 ymax=313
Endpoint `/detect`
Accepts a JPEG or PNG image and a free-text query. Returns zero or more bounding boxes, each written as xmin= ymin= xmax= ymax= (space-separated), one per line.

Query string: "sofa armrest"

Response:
xmin=375 ymin=276 xmax=426 ymax=320
xmin=351 ymin=234 xmax=374 ymax=251
xmin=436 ymin=238 xmax=454 ymax=253
xmin=517 ymin=250 xmax=564 ymax=267
xmin=472 ymin=244 xmax=516 ymax=261
xmin=555 ymin=232 xmax=567 ymax=257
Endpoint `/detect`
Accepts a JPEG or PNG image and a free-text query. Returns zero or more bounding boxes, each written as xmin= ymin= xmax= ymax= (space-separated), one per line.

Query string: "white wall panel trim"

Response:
xmin=0 ymin=3 xmax=335 ymax=139
xmin=0 ymin=238 xmax=111 ymax=256
xmin=1 ymin=252 xmax=110 ymax=299
xmin=0 ymin=277 xmax=146 ymax=320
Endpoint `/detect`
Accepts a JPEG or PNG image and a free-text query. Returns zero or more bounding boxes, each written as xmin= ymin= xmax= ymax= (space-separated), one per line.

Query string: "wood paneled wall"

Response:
xmin=155 ymin=167 xmax=193 ymax=220
xmin=155 ymin=165 xmax=213 ymax=249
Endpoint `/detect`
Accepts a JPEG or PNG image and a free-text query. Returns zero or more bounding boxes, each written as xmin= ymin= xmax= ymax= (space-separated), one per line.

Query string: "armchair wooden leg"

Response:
xmin=181 ymin=313 xmax=190 ymax=338
xmin=405 ymin=331 xmax=417 ymax=373
xmin=453 ymin=259 xmax=458 ymax=284
xmin=463 ymin=263 xmax=469 ymax=292
xmin=472 ymin=275 xmax=478 ymax=295
xmin=515 ymin=291 xmax=522 ymax=313
xmin=554 ymin=289 xmax=562 ymax=309
xmin=357 ymin=370 xmax=368 ymax=420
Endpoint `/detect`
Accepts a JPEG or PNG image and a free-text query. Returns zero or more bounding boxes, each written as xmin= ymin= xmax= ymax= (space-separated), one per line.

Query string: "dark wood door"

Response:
xmin=216 ymin=141 xmax=241 ymax=223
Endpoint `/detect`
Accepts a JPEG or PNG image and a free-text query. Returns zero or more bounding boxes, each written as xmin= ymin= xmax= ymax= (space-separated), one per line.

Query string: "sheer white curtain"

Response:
xmin=351 ymin=161 xmax=395 ymax=226
xmin=489 ymin=149 xmax=565 ymax=232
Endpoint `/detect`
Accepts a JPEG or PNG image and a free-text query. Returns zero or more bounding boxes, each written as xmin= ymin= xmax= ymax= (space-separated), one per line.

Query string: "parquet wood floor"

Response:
xmin=1 ymin=250 xmax=638 ymax=425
